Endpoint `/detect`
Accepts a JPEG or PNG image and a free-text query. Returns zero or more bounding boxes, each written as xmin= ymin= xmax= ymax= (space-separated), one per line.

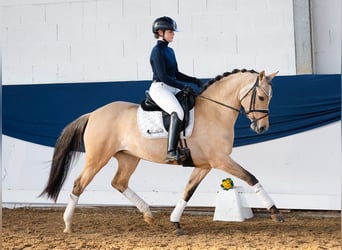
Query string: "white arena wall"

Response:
xmin=3 ymin=122 xmax=341 ymax=210
xmin=2 ymin=0 xmax=297 ymax=84
xmin=2 ymin=0 xmax=341 ymax=210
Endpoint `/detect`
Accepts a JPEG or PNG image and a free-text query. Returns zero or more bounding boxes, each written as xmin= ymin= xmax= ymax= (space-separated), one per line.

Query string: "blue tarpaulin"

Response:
xmin=3 ymin=74 xmax=341 ymax=147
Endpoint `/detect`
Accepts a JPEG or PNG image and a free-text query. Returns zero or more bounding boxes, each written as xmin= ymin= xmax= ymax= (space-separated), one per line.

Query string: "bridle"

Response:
xmin=198 ymin=77 xmax=272 ymax=124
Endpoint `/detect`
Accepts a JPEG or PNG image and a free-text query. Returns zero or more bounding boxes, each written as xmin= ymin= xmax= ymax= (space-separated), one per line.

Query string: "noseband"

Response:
xmin=198 ymin=77 xmax=271 ymax=123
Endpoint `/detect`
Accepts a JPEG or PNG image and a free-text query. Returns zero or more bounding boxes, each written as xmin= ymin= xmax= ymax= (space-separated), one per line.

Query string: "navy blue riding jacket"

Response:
xmin=150 ymin=40 xmax=196 ymax=90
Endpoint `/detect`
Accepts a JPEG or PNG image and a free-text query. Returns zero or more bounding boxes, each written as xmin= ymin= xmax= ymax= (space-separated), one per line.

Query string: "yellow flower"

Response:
xmin=220 ymin=178 xmax=234 ymax=190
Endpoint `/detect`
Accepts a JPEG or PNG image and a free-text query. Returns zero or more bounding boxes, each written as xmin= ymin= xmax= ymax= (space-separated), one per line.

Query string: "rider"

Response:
xmin=149 ymin=16 xmax=202 ymax=163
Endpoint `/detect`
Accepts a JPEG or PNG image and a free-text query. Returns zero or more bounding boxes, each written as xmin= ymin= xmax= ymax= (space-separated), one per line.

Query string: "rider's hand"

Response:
xmin=183 ymin=86 xmax=194 ymax=95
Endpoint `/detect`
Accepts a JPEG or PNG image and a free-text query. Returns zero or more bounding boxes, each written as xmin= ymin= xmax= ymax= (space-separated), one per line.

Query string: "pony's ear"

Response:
xmin=259 ymin=70 xmax=265 ymax=82
xmin=267 ymin=71 xmax=279 ymax=81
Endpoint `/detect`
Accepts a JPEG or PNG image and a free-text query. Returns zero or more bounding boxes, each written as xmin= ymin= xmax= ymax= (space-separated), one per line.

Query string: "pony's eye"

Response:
xmin=258 ymin=96 xmax=265 ymax=101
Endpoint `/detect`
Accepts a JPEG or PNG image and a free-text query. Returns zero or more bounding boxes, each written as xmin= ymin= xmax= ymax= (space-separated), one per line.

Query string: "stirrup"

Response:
xmin=165 ymin=151 xmax=177 ymax=163
xmin=165 ymin=150 xmax=186 ymax=163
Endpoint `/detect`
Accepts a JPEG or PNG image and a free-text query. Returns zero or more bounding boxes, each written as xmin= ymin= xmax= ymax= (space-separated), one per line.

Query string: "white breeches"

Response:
xmin=149 ymin=81 xmax=184 ymax=120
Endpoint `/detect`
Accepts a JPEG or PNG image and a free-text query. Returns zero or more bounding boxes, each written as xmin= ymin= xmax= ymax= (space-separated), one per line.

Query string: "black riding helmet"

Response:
xmin=152 ymin=16 xmax=178 ymax=37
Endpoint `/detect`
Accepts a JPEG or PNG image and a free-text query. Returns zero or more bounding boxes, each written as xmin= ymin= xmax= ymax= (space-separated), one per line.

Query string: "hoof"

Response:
xmin=63 ymin=227 xmax=73 ymax=233
xmin=175 ymin=228 xmax=184 ymax=236
xmin=143 ymin=213 xmax=154 ymax=225
xmin=271 ymin=213 xmax=285 ymax=222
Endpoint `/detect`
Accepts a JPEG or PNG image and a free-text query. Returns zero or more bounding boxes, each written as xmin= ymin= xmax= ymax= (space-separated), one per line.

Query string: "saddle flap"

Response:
xmin=137 ymin=106 xmax=195 ymax=139
xmin=140 ymin=88 xmax=197 ymax=130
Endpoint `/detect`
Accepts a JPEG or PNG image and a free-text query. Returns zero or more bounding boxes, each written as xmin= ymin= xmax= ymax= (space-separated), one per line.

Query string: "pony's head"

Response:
xmin=240 ymin=71 xmax=278 ymax=134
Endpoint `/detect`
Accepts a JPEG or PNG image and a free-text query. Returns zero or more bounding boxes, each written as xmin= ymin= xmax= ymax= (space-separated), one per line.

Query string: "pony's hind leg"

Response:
xmin=63 ymin=157 xmax=110 ymax=233
xmin=111 ymin=152 xmax=154 ymax=225
xmin=171 ymin=167 xmax=211 ymax=236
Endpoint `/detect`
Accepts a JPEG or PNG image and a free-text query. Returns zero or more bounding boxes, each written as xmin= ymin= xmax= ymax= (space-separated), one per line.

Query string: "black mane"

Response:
xmin=200 ymin=69 xmax=258 ymax=94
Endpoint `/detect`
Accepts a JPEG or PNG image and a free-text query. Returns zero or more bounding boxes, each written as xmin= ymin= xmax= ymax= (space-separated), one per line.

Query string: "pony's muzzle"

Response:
xmin=248 ymin=112 xmax=269 ymax=134
xmin=251 ymin=122 xmax=268 ymax=134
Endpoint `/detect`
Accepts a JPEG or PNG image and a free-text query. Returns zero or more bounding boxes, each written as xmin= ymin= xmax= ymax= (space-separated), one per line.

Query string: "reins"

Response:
xmin=197 ymin=95 xmax=241 ymax=113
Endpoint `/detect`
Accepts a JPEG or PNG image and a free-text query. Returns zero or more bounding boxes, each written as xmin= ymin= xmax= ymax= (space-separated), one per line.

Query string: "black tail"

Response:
xmin=40 ymin=114 xmax=90 ymax=202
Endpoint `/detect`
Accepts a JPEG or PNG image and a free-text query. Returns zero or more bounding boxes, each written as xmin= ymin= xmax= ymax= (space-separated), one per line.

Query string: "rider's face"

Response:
xmin=159 ymin=30 xmax=175 ymax=43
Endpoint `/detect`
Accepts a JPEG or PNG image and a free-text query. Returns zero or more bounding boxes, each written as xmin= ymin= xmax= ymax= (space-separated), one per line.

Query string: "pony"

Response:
xmin=40 ymin=69 xmax=284 ymax=235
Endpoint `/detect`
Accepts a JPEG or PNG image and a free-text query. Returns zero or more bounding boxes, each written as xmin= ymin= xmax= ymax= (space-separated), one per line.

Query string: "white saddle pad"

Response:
xmin=137 ymin=106 xmax=195 ymax=139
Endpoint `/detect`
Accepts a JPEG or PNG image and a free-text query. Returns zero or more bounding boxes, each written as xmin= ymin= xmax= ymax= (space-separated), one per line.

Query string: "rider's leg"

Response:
xmin=149 ymin=82 xmax=184 ymax=120
xmin=165 ymin=112 xmax=183 ymax=162
xmin=149 ymin=82 xmax=184 ymax=162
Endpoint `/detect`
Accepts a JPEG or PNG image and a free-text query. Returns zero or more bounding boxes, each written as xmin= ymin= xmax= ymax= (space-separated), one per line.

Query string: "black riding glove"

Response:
xmin=183 ymin=86 xmax=194 ymax=95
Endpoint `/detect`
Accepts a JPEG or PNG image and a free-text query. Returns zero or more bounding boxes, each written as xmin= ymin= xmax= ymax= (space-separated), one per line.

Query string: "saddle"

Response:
xmin=140 ymin=87 xmax=197 ymax=167
xmin=140 ymin=87 xmax=197 ymax=132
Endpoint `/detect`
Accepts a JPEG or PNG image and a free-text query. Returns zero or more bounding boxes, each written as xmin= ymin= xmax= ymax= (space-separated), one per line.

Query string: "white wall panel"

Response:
xmin=311 ymin=0 xmax=341 ymax=73
xmin=2 ymin=0 xmax=297 ymax=84
xmin=123 ymin=0 xmax=151 ymax=17
xmin=194 ymin=55 xmax=228 ymax=78
xmin=124 ymin=38 xmax=150 ymax=59
xmin=178 ymin=0 xmax=207 ymax=16
xmin=58 ymin=62 xmax=83 ymax=82
xmin=96 ymin=0 xmax=123 ymax=22
xmin=256 ymin=53 xmax=294 ymax=76
xmin=2 ymin=5 xmax=21 ymax=26
xmin=18 ymin=5 xmax=45 ymax=24
xmin=45 ymin=2 xmax=83 ymax=25
xmin=236 ymin=0 xmax=268 ymax=11
xmin=207 ymin=0 xmax=236 ymax=14
xmin=32 ymin=62 xmax=58 ymax=83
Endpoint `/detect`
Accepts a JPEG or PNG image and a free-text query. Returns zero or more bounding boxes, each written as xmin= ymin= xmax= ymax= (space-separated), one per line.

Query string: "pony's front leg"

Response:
xmin=252 ymin=183 xmax=284 ymax=222
xmin=215 ymin=156 xmax=284 ymax=222
xmin=171 ymin=167 xmax=211 ymax=236
xmin=122 ymin=188 xmax=154 ymax=225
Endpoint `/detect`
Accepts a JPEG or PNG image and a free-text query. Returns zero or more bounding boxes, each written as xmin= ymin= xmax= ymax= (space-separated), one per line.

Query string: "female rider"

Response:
xmin=149 ymin=16 xmax=202 ymax=163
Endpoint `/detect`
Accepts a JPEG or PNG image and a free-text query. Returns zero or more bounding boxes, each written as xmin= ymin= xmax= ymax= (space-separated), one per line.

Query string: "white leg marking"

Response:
xmin=170 ymin=199 xmax=187 ymax=222
xmin=123 ymin=188 xmax=152 ymax=216
xmin=63 ymin=193 xmax=79 ymax=232
xmin=253 ymin=183 xmax=274 ymax=209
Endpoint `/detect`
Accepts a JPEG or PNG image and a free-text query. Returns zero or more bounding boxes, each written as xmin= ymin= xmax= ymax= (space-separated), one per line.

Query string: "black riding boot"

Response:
xmin=165 ymin=112 xmax=183 ymax=163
